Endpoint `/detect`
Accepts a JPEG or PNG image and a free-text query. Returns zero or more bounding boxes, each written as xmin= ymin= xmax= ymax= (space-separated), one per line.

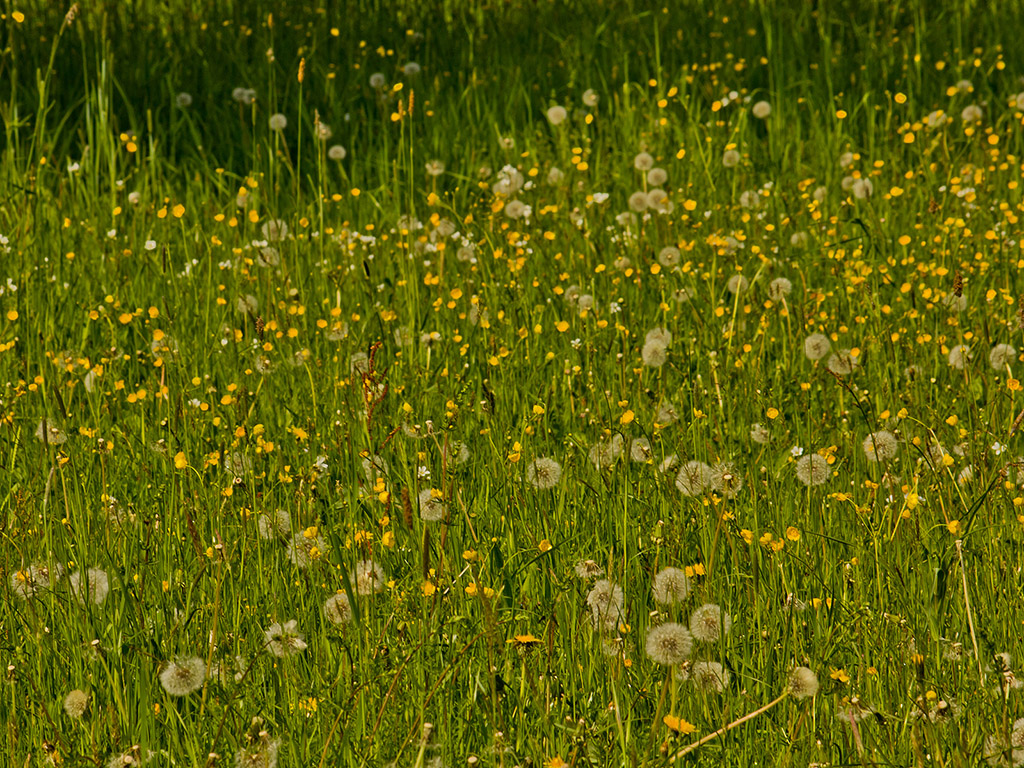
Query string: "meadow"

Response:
xmin=6 ymin=0 xmax=1024 ymax=766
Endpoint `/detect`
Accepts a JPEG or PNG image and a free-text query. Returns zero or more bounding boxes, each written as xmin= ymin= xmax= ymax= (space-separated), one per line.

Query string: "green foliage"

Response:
xmin=3 ymin=1 xmax=1024 ymax=767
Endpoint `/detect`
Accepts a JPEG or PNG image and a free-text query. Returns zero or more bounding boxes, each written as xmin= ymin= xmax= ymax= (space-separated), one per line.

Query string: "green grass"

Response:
xmin=6 ymin=1 xmax=1024 ymax=766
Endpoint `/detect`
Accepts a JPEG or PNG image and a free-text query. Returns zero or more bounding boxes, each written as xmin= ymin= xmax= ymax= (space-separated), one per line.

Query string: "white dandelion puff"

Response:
xmin=264 ymin=619 xmax=307 ymax=658
xmin=69 ymin=568 xmax=110 ymax=606
xmin=948 ymin=344 xmax=971 ymax=369
xmin=546 ymin=105 xmax=568 ymax=125
xmin=862 ymin=431 xmax=898 ymax=463
xmin=675 ymin=461 xmax=711 ymax=496
xmin=586 ymin=579 xmax=624 ymax=631
xmin=795 ymin=454 xmax=830 ymax=486
xmin=159 ymin=657 xmax=206 ymax=696
xmin=788 ymin=666 xmax=819 ymax=699
xmin=256 ymin=510 xmax=291 ymax=541
xmin=323 ymin=593 xmax=353 ymax=625
xmin=652 ymin=567 xmax=690 ymax=606
xmin=645 ymin=622 xmax=693 ymax=665
xmin=990 ymin=343 xmax=1017 ymax=371
xmin=418 ymin=489 xmax=447 ymax=521
xmin=352 ymin=559 xmax=386 ymax=595
xmin=689 ymin=603 xmax=732 ymax=643
xmin=803 ymin=333 xmax=831 ymax=361
xmin=526 ymin=457 xmax=562 ymax=489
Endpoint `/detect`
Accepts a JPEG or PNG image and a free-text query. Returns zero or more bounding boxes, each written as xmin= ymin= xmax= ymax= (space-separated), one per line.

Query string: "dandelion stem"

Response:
xmin=954 ymin=539 xmax=984 ymax=682
xmin=671 ymin=691 xmax=788 ymax=761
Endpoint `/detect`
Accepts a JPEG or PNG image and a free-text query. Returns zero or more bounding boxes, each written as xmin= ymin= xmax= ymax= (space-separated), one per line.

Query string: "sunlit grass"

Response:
xmin=5 ymin=1 xmax=1024 ymax=767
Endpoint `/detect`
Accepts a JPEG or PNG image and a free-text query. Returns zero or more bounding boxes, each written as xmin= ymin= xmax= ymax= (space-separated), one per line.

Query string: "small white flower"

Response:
xmin=145 ymin=240 xmax=157 ymax=251
xmin=992 ymin=442 xmax=1007 ymax=456
xmin=789 ymin=445 xmax=805 ymax=458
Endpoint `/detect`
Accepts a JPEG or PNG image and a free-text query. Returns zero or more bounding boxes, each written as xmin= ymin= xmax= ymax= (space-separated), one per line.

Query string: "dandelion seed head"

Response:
xmin=645 ymin=327 xmax=672 ymax=346
xmin=990 ymin=343 xmax=1017 ymax=371
xmin=686 ymin=661 xmax=731 ymax=693
xmin=586 ymin=579 xmax=624 ymax=631
xmin=709 ymin=462 xmax=743 ymax=497
xmin=261 ymin=219 xmax=288 ymax=242
xmin=630 ymin=438 xmax=652 ymax=463
xmin=645 ymin=622 xmax=693 ymax=665
xmin=526 ymin=457 xmax=562 ymax=489
xmin=352 ymin=559 xmax=386 ymax=595
xmin=418 ymin=488 xmax=447 ymax=521
xmin=69 ymin=568 xmax=110 ymax=606
xmin=795 ymin=453 xmax=830 ymax=486
xmin=589 ymin=434 xmax=624 ymax=470
xmin=788 ymin=666 xmax=819 ymax=699
xmin=652 ymin=567 xmax=690 ymax=606
xmin=647 ymin=167 xmax=668 ymax=186
xmin=628 ymin=191 xmax=648 ymax=212
xmin=726 ymin=274 xmax=749 ymax=294
xmin=10 ymin=562 xmax=63 ymax=600
xmin=827 ymin=349 xmax=859 ymax=376
xmin=851 ymin=178 xmax=873 ymax=199
xmin=689 ymin=603 xmax=732 ymax=643
xmin=739 ymin=189 xmax=760 ymax=208
xmin=574 ymin=559 xmax=604 ymax=580
xmin=675 ymin=461 xmax=712 ymax=496
xmin=656 ymin=401 xmax=678 ymax=426
xmin=948 ymin=344 xmax=971 ymax=369
xmin=256 ymin=510 xmax=291 ymax=541
xmin=862 ymin=431 xmax=898 ymax=463
xmin=633 ymin=152 xmax=654 ymax=171
xmin=657 ymin=246 xmax=680 ymax=267
xmin=961 ymin=104 xmax=983 ymax=122
xmin=234 ymin=737 xmax=280 ymax=768
xmin=546 ymin=105 xmax=567 ymax=125
xmin=768 ymin=277 xmax=792 ymax=301
xmin=324 ymin=593 xmax=353 ymax=625
xmin=286 ymin=532 xmax=328 ymax=568
xmin=63 ymin=689 xmax=90 ymax=718
xmin=159 ymin=657 xmax=206 ymax=696
xmin=264 ymin=619 xmax=307 ymax=658
xmin=35 ymin=418 xmax=67 ymax=446
xmin=803 ymin=333 xmax=831 ymax=361
xmin=750 ymin=423 xmax=770 ymax=445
